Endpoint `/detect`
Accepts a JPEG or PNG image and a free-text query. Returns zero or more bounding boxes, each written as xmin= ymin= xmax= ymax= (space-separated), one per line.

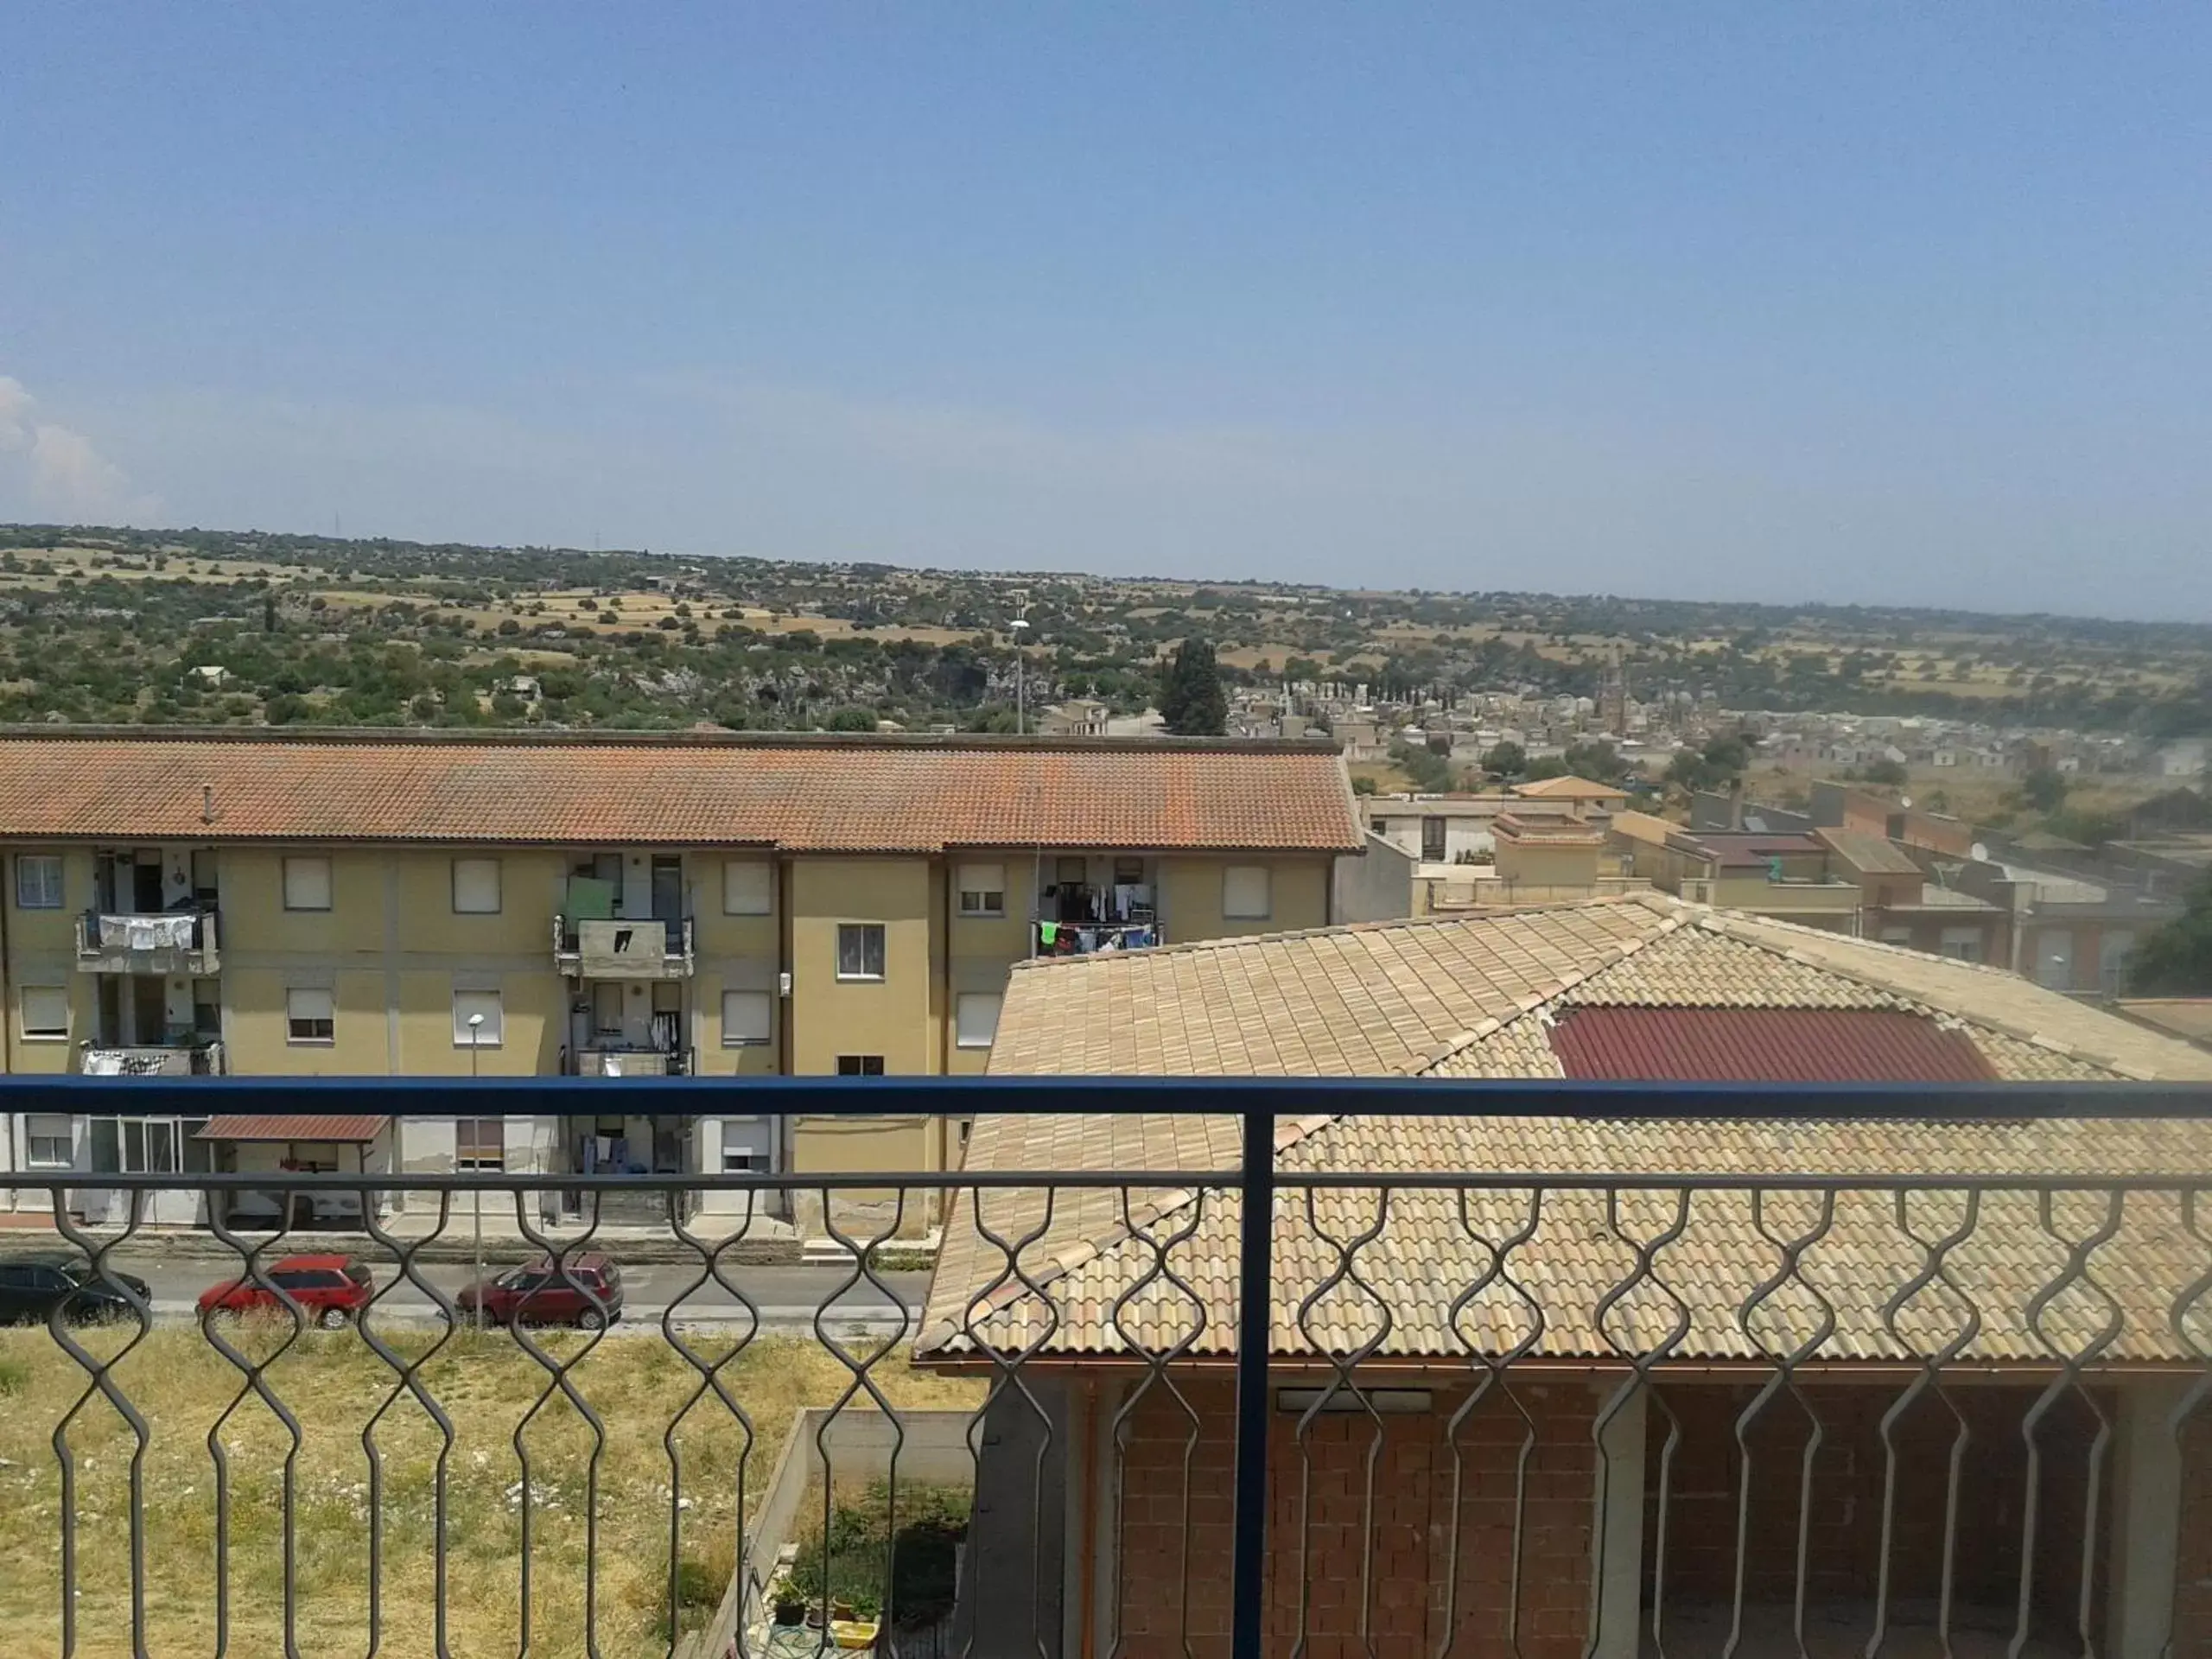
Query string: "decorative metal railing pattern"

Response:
xmin=0 ymin=1077 xmax=2208 ymax=1659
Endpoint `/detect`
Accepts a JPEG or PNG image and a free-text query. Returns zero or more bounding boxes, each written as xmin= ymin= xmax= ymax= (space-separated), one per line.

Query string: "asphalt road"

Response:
xmin=95 ymin=1261 xmax=931 ymax=1334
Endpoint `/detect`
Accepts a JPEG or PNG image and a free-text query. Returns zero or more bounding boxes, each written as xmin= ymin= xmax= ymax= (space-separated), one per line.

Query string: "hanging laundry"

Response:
xmin=1038 ymin=921 xmax=1059 ymax=949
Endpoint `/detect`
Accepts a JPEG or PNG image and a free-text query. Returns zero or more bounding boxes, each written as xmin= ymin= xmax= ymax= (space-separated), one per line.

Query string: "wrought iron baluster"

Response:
xmin=664 ymin=1186 xmax=764 ymax=1658
xmin=1866 ymin=1187 xmax=1981 ymax=1659
xmin=357 ymin=1186 xmax=461 ymax=1659
xmin=48 ymin=1186 xmax=156 ymax=1659
xmin=1587 ymin=1186 xmax=1693 ymax=1659
xmin=1103 ymin=1185 xmax=1212 ymax=1659
xmin=1438 ymin=1187 xmax=1546 ymax=1659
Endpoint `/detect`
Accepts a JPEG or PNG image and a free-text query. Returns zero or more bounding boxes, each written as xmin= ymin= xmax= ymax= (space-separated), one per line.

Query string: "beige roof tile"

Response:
xmin=936 ymin=894 xmax=2212 ymax=1366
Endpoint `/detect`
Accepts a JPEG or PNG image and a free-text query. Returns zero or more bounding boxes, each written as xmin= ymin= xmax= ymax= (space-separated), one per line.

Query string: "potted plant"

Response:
xmin=772 ymin=1591 xmax=806 ymax=1628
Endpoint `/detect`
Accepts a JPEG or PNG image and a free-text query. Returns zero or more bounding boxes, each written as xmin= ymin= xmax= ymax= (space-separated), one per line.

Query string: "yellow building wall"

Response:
xmin=1158 ymin=855 xmax=1331 ymax=944
xmin=1496 ymin=842 xmax=1601 ymax=887
xmin=4 ymin=848 xmax=91 ymax=1071
xmin=788 ymin=857 xmax=933 ymax=1075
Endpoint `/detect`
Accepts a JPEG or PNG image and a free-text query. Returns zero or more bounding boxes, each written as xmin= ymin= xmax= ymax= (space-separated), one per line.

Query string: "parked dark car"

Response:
xmin=456 ymin=1253 xmax=623 ymax=1330
xmin=197 ymin=1254 xmax=375 ymax=1329
xmin=0 ymin=1255 xmax=149 ymax=1325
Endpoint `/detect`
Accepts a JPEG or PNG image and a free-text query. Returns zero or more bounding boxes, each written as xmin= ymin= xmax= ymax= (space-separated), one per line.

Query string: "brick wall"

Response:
xmin=1104 ymin=1376 xmax=2193 ymax=1658
xmin=1113 ymin=1376 xmax=1597 ymax=1659
xmin=2176 ymin=1414 xmax=2212 ymax=1657
xmin=1647 ymin=1382 xmax=2107 ymax=1645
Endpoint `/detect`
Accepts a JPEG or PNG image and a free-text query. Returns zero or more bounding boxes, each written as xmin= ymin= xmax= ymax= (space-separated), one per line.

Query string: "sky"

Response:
xmin=2 ymin=6 xmax=2209 ymax=619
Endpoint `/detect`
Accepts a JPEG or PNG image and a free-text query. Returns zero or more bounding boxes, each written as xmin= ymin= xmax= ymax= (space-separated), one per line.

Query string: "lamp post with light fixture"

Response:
xmin=467 ymin=1011 xmax=485 ymax=1329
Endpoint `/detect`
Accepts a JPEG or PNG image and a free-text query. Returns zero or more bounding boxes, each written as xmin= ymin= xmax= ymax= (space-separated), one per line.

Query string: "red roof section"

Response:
xmin=0 ymin=731 xmax=1361 ymax=854
xmin=198 ymin=1115 xmax=391 ymax=1143
xmin=1547 ymin=1007 xmax=1997 ymax=1084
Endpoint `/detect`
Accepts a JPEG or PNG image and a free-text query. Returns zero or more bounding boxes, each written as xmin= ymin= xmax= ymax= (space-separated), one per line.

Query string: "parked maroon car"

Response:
xmin=198 ymin=1255 xmax=375 ymax=1329
xmin=456 ymin=1254 xmax=623 ymax=1330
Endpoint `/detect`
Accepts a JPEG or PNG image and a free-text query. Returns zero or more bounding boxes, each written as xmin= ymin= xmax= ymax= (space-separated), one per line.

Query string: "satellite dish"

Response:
xmin=1970 ymin=842 xmax=1990 ymax=862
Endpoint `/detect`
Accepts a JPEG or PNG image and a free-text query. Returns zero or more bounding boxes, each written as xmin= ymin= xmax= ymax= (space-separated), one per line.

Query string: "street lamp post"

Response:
xmin=467 ymin=1012 xmax=485 ymax=1331
xmin=1012 ymin=614 xmax=1030 ymax=734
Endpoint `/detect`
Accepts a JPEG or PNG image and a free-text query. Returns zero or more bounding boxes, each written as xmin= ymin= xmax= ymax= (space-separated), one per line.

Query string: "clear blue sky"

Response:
xmin=3 ymin=5 xmax=2208 ymax=617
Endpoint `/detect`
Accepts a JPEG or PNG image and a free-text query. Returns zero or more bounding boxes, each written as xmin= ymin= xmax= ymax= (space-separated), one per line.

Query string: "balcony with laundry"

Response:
xmin=74 ymin=845 xmax=222 ymax=976
xmin=563 ymin=981 xmax=692 ymax=1077
xmin=553 ymin=849 xmax=695 ymax=979
xmin=1022 ymin=850 xmax=1161 ymax=957
xmin=76 ymin=970 xmax=226 ymax=1076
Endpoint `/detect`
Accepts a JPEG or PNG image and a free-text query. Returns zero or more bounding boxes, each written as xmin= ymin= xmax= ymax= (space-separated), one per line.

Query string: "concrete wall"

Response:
xmin=1332 ymin=834 xmax=1414 ymax=925
xmin=683 ymin=1406 xmax=979 ymax=1659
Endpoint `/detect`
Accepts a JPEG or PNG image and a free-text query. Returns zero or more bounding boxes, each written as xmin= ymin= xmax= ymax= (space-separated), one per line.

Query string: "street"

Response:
xmin=94 ymin=1260 xmax=931 ymax=1335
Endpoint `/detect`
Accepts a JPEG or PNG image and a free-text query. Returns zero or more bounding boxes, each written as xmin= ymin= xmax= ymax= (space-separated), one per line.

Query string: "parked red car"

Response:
xmin=197 ymin=1255 xmax=375 ymax=1329
xmin=456 ymin=1254 xmax=623 ymax=1330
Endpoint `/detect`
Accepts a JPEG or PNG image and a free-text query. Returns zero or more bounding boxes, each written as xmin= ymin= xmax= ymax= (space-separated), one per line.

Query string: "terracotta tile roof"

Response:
xmin=0 ymin=729 xmax=1362 ymax=854
xmin=198 ymin=1115 xmax=390 ymax=1142
xmin=1547 ymin=1005 xmax=1995 ymax=1082
xmin=925 ymin=894 xmax=2212 ymax=1365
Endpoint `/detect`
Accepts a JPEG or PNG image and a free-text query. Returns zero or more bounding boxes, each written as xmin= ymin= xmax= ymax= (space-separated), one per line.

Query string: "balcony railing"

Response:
xmin=554 ymin=913 xmax=695 ymax=978
xmin=1030 ymin=918 xmax=1161 ymax=956
xmin=567 ymin=1044 xmax=693 ymax=1077
xmin=0 ymin=1076 xmax=2208 ymax=1659
xmin=73 ymin=906 xmax=220 ymax=975
xmin=77 ymin=1039 xmax=226 ymax=1076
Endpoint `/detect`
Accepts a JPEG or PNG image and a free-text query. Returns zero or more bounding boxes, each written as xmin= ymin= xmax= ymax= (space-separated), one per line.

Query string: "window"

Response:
xmin=957 ymin=862 xmax=1006 ymax=918
xmin=25 ymin=1115 xmax=71 ymax=1168
xmin=836 ymin=923 xmax=886 ymax=981
xmin=956 ymin=992 xmax=1002 ymax=1050
xmin=721 ymin=990 xmax=772 ymax=1046
xmin=1056 ymin=856 xmax=1088 ymax=885
xmin=87 ymin=1116 xmax=211 ymax=1174
xmin=15 ymin=854 xmax=62 ymax=910
xmin=1421 ymin=818 xmax=1447 ymax=862
xmin=836 ymin=1055 xmax=886 ymax=1077
xmin=722 ymin=1148 xmax=771 ymax=1173
xmin=285 ymin=987 xmax=335 ymax=1044
xmin=21 ymin=985 xmax=67 ymax=1039
xmin=453 ymin=989 xmax=504 ymax=1047
xmin=452 ymin=857 xmax=502 ymax=914
xmin=283 ymin=856 xmax=333 ymax=912
xmin=722 ymin=860 xmax=772 ymax=916
xmin=1939 ymin=927 xmax=1986 ymax=963
xmin=454 ymin=1118 xmax=505 ymax=1170
xmin=1223 ymin=865 xmax=1272 ymax=920
xmin=1879 ymin=926 xmax=1915 ymax=946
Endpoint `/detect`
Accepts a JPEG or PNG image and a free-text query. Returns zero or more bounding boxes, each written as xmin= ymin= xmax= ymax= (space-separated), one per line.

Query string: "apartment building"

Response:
xmin=1606 ymin=811 xmax=1865 ymax=931
xmin=0 ymin=728 xmax=1363 ymax=1220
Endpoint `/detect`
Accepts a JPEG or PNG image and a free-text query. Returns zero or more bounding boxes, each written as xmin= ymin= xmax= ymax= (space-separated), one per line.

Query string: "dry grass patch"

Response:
xmin=0 ymin=1323 xmax=979 ymax=1657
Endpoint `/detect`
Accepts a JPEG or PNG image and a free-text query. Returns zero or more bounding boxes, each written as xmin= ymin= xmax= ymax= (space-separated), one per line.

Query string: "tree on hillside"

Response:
xmin=1479 ymin=741 xmax=1527 ymax=780
xmin=1666 ymin=733 xmax=1751 ymax=794
xmin=1160 ymin=638 xmax=1227 ymax=735
xmin=1561 ymin=740 xmax=1626 ymax=783
xmin=2129 ymin=872 xmax=2212 ymax=995
xmin=2023 ymin=766 xmax=2069 ymax=815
